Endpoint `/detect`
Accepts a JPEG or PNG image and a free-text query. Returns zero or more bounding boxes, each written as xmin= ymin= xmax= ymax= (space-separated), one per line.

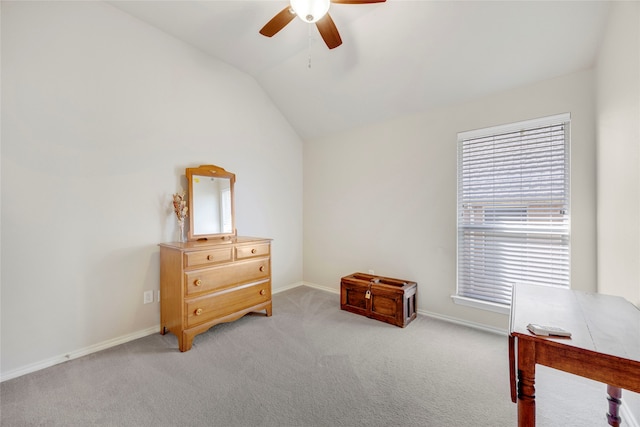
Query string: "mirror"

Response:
xmin=186 ymin=164 xmax=236 ymax=241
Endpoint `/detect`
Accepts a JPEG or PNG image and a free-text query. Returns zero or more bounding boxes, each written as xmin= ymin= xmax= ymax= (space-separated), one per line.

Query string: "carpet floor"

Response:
xmin=1 ymin=286 xmax=609 ymax=426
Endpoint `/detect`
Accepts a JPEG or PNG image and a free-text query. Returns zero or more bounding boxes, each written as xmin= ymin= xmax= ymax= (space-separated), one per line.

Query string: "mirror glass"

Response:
xmin=186 ymin=165 xmax=235 ymax=241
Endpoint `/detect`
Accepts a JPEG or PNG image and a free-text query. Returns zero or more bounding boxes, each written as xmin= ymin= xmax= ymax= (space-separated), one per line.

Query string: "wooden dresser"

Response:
xmin=159 ymin=236 xmax=272 ymax=351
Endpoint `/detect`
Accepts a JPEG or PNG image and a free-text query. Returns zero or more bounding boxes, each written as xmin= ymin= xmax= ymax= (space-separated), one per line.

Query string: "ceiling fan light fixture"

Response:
xmin=290 ymin=0 xmax=331 ymax=23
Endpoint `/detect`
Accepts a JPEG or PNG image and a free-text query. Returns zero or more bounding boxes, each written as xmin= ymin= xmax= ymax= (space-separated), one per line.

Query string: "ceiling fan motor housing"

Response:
xmin=290 ymin=0 xmax=331 ymax=23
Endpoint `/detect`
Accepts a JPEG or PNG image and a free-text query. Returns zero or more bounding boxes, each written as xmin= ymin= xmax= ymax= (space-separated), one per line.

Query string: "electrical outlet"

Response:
xmin=368 ymin=269 xmax=375 ymax=275
xmin=143 ymin=290 xmax=153 ymax=304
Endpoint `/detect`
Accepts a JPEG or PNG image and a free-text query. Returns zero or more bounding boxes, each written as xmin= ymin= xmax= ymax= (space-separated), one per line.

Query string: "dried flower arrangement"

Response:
xmin=172 ymin=192 xmax=188 ymax=242
xmin=172 ymin=192 xmax=188 ymax=223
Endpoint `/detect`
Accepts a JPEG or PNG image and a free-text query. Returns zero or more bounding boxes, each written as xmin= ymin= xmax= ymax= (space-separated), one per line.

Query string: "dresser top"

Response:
xmin=159 ymin=236 xmax=272 ymax=251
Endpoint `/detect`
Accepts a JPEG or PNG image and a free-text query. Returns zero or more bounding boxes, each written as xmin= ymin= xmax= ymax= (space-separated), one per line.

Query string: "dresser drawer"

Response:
xmin=236 ymin=243 xmax=270 ymax=260
xmin=185 ymin=258 xmax=270 ymax=296
xmin=185 ymin=281 xmax=271 ymax=328
xmin=235 ymin=257 xmax=270 ymax=284
xmin=184 ymin=247 xmax=233 ymax=268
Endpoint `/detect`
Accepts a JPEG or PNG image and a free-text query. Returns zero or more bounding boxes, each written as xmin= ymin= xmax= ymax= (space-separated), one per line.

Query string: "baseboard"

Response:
xmin=418 ymin=309 xmax=508 ymax=336
xmin=300 ymin=281 xmax=340 ymax=294
xmin=2 ymin=281 xmax=307 ymax=382
xmin=272 ymin=281 xmax=307 ymax=294
xmin=1 ymin=325 xmax=159 ymax=382
xmin=299 ymin=281 xmax=507 ymax=335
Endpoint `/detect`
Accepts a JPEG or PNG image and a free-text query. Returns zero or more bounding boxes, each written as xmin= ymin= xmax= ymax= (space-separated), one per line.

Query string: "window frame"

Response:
xmin=453 ymin=113 xmax=571 ymax=314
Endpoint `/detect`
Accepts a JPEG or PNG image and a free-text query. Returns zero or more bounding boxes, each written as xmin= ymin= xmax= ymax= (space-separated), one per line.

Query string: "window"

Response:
xmin=220 ymin=187 xmax=232 ymax=233
xmin=455 ymin=114 xmax=570 ymax=313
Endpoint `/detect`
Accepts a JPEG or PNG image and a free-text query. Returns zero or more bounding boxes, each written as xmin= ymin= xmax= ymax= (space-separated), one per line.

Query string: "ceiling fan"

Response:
xmin=259 ymin=0 xmax=386 ymax=50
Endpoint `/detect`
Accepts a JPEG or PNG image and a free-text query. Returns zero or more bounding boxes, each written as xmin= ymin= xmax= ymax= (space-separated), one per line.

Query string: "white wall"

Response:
xmin=596 ymin=1 xmax=640 ymax=306
xmin=304 ymin=69 xmax=597 ymax=331
xmin=1 ymin=1 xmax=303 ymax=379
xmin=595 ymin=1 xmax=640 ymax=422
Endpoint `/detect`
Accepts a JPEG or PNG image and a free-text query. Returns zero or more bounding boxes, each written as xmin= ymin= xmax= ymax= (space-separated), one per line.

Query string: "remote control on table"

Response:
xmin=526 ymin=323 xmax=572 ymax=337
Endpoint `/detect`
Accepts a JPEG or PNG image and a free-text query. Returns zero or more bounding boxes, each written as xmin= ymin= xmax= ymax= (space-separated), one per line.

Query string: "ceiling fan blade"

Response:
xmin=316 ymin=13 xmax=342 ymax=49
xmin=259 ymin=7 xmax=296 ymax=37
xmin=331 ymin=0 xmax=386 ymax=4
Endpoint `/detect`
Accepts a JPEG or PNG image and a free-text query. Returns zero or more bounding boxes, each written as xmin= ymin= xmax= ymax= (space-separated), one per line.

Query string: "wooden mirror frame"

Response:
xmin=186 ymin=164 xmax=236 ymax=241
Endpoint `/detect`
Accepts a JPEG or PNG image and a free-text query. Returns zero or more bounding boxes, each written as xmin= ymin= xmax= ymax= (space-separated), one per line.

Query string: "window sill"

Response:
xmin=451 ymin=295 xmax=510 ymax=315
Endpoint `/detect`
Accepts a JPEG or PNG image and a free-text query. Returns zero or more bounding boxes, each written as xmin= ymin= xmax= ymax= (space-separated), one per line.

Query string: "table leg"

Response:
xmin=517 ymin=339 xmax=536 ymax=427
xmin=607 ymin=385 xmax=622 ymax=427
xmin=509 ymin=336 xmax=517 ymax=403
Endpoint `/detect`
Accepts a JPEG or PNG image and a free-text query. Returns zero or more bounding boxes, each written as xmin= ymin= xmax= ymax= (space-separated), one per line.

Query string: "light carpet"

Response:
xmin=1 ymin=286 xmax=609 ymax=426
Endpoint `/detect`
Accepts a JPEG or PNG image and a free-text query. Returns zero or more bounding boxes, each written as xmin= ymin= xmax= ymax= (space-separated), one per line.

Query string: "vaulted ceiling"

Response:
xmin=109 ymin=1 xmax=611 ymax=140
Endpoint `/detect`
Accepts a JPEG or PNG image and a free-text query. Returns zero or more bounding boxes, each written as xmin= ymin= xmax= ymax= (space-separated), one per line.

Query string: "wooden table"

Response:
xmin=509 ymin=283 xmax=640 ymax=426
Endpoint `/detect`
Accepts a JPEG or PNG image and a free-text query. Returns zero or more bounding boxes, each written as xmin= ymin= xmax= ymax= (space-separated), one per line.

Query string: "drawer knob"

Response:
xmin=194 ymin=279 xmax=202 ymax=286
xmin=260 ymin=289 xmax=266 ymax=296
xmin=207 ymin=255 xmax=213 ymax=261
xmin=251 ymin=248 xmax=257 ymax=254
xmin=259 ymin=266 xmax=265 ymax=272
xmin=195 ymin=308 xmax=203 ymax=316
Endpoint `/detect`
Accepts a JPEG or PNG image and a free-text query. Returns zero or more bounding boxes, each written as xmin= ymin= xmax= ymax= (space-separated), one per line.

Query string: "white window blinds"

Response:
xmin=457 ymin=114 xmax=570 ymax=307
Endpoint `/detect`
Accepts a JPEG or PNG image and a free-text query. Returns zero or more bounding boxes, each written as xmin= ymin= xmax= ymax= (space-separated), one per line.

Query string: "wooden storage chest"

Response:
xmin=340 ymin=272 xmax=417 ymax=328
